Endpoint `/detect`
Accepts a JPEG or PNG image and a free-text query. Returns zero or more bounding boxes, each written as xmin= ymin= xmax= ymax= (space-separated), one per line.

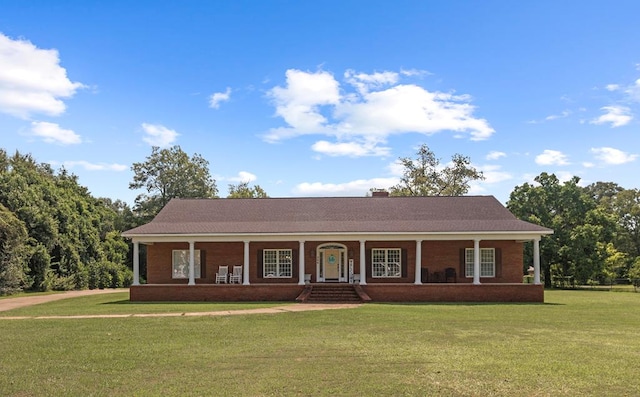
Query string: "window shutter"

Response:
xmin=200 ymin=250 xmax=206 ymax=278
xmin=365 ymin=248 xmax=371 ymax=280
xmin=401 ymin=249 xmax=408 ymax=278
xmin=459 ymin=248 xmax=466 ymax=277
xmin=257 ymin=249 xmax=263 ymax=278
xmin=292 ymin=249 xmax=298 ymax=279
xmin=495 ymin=248 xmax=502 ymax=278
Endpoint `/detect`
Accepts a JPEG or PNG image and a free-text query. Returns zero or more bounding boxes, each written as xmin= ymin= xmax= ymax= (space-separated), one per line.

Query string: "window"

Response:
xmin=465 ymin=248 xmax=495 ymax=278
xmin=371 ymin=248 xmax=401 ymax=278
xmin=263 ymin=249 xmax=292 ymax=278
xmin=172 ymin=250 xmax=201 ymax=279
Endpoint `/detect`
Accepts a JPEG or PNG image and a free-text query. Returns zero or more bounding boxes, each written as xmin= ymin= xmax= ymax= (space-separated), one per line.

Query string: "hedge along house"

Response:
xmin=122 ymin=193 xmax=553 ymax=302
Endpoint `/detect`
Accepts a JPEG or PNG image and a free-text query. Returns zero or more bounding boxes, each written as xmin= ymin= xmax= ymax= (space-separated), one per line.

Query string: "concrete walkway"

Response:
xmin=0 ymin=289 xmax=361 ymax=320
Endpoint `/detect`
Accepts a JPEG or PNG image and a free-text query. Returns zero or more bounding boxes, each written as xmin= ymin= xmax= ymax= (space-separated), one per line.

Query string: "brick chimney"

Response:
xmin=372 ymin=190 xmax=389 ymax=198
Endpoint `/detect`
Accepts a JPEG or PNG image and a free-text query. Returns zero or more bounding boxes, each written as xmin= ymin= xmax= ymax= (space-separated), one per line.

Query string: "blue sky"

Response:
xmin=1 ymin=1 xmax=639 ymax=206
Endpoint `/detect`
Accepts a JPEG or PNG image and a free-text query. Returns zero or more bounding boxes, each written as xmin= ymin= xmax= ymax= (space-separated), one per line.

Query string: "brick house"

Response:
xmin=122 ymin=194 xmax=552 ymax=302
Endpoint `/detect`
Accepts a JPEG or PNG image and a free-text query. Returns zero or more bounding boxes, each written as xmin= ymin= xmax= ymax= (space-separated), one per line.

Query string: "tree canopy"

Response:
xmin=129 ymin=146 xmax=218 ymax=220
xmin=227 ymin=181 xmax=268 ymax=198
xmin=507 ymin=172 xmax=636 ymax=287
xmin=0 ymin=149 xmax=132 ymax=293
xmin=387 ymin=144 xmax=484 ymax=196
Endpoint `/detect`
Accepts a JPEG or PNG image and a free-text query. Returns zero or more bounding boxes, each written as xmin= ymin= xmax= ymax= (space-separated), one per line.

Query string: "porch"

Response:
xmin=129 ymin=283 xmax=544 ymax=302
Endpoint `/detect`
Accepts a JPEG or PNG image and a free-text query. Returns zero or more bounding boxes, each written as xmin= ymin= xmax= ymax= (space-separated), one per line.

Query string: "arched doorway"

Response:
xmin=316 ymin=243 xmax=348 ymax=282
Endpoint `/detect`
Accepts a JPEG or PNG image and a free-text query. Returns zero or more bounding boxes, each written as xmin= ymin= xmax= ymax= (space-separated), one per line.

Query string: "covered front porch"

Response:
xmin=129 ymin=282 xmax=544 ymax=302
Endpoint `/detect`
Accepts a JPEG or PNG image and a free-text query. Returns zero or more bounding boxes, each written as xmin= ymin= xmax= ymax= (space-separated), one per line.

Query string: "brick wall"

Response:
xmin=146 ymin=239 xmax=526 ymax=285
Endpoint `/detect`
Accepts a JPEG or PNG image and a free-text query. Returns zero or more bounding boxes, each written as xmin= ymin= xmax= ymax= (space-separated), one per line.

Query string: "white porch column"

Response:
xmin=473 ymin=239 xmax=481 ymax=285
xmin=188 ymin=241 xmax=195 ymax=286
xmin=359 ymin=240 xmax=367 ymax=285
xmin=243 ymin=240 xmax=250 ymax=285
xmin=132 ymin=241 xmax=140 ymax=286
xmin=533 ymin=237 xmax=541 ymax=285
xmin=298 ymin=241 xmax=305 ymax=285
xmin=414 ymin=240 xmax=423 ymax=285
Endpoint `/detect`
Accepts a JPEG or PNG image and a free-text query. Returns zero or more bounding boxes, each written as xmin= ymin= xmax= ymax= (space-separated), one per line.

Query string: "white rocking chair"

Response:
xmin=215 ymin=265 xmax=229 ymax=284
xmin=229 ymin=265 xmax=242 ymax=284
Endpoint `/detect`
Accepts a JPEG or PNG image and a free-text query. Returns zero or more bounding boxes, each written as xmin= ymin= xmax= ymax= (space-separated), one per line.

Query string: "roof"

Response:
xmin=122 ymin=196 xmax=553 ymax=237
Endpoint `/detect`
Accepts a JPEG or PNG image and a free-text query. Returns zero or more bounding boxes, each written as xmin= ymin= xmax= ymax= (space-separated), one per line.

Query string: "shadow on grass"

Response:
xmin=373 ymin=301 xmax=564 ymax=306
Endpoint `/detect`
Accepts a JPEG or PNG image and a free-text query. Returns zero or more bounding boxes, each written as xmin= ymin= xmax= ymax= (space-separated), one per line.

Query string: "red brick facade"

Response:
xmin=145 ymin=239 xmax=525 ymax=286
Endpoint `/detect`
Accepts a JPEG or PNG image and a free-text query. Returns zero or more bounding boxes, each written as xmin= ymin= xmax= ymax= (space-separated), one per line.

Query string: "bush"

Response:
xmin=88 ymin=260 xmax=133 ymax=289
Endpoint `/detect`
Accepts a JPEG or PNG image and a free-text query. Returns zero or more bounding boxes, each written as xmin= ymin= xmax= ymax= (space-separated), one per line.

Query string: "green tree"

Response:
xmin=0 ymin=203 xmax=28 ymax=294
xmin=388 ymin=144 xmax=484 ymax=196
xmin=507 ymin=173 xmax=617 ymax=286
xmin=227 ymin=181 xmax=268 ymax=198
xmin=130 ymin=146 xmax=218 ymax=220
xmin=0 ymin=149 xmax=133 ymax=292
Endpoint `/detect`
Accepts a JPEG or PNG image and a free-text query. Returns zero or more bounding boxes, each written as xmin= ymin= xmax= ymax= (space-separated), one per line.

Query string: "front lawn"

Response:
xmin=1 ymin=290 xmax=638 ymax=396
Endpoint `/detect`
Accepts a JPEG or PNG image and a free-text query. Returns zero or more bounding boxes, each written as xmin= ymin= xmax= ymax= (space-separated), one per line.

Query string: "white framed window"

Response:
xmin=371 ymin=248 xmax=401 ymax=278
xmin=465 ymin=248 xmax=495 ymax=278
xmin=263 ymin=249 xmax=292 ymax=278
xmin=172 ymin=250 xmax=201 ymax=279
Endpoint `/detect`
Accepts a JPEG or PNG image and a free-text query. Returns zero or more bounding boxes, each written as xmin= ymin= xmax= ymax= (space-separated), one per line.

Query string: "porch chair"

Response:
xmin=444 ymin=267 xmax=457 ymax=283
xmin=215 ymin=265 xmax=229 ymax=284
xmin=229 ymin=265 xmax=242 ymax=284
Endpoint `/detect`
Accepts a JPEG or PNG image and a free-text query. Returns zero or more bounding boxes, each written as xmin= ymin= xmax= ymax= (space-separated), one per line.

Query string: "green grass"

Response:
xmin=1 ymin=290 xmax=639 ymax=396
xmin=0 ymin=290 xmax=64 ymax=300
xmin=0 ymin=292 xmax=288 ymax=317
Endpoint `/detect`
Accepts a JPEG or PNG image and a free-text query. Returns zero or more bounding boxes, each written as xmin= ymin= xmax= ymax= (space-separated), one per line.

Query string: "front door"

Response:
xmin=323 ymin=249 xmax=341 ymax=280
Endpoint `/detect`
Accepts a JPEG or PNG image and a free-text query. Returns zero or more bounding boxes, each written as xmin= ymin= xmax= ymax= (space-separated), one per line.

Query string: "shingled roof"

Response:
xmin=122 ymin=196 xmax=552 ymax=236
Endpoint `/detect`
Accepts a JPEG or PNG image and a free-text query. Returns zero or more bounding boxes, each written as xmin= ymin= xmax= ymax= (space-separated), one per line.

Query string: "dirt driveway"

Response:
xmin=0 ymin=289 xmax=126 ymax=312
xmin=0 ymin=289 xmax=361 ymax=319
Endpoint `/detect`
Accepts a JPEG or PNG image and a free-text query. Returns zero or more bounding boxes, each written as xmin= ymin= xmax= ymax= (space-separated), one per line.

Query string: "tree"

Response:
xmin=129 ymin=146 xmax=218 ymax=220
xmin=507 ymin=173 xmax=617 ymax=286
xmin=0 ymin=203 xmax=28 ymax=294
xmin=227 ymin=182 xmax=268 ymax=198
xmin=388 ymin=144 xmax=484 ymax=196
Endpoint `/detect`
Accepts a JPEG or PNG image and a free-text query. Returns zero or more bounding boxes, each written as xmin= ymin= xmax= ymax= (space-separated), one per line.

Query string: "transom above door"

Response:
xmin=316 ymin=243 xmax=348 ymax=282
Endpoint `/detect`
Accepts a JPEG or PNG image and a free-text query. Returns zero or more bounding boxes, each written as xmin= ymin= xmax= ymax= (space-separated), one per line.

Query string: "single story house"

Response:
xmin=122 ymin=193 xmax=552 ymax=302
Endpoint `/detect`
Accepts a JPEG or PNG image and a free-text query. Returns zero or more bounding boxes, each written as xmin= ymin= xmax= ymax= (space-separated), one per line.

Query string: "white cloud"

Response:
xmin=209 ymin=87 xmax=231 ymax=109
xmin=227 ymin=171 xmax=257 ymax=183
xmin=311 ymin=140 xmax=391 ymax=157
xmin=344 ymin=69 xmax=399 ymax=95
xmin=582 ymin=162 xmax=595 ymax=168
xmin=478 ymin=164 xmax=513 ymax=184
xmin=590 ymin=105 xmax=632 ymax=127
xmin=58 ymin=160 xmax=127 ymax=171
xmin=30 ymin=121 xmax=81 ymax=145
xmin=264 ymin=69 xmax=494 ymax=154
xmin=0 ymin=33 xmax=84 ymax=118
xmin=605 ymin=84 xmax=620 ymax=91
xmin=486 ymin=151 xmax=506 ymax=160
xmin=141 ymin=123 xmax=179 ymax=147
xmin=293 ymin=177 xmax=399 ymax=196
xmin=625 ymin=79 xmax=640 ymax=102
xmin=590 ymin=147 xmax=638 ymax=165
xmin=545 ymin=110 xmax=571 ymax=121
xmin=535 ymin=150 xmax=570 ymax=166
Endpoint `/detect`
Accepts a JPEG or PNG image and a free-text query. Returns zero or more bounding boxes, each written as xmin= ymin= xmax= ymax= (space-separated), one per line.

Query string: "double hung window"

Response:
xmin=371 ymin=248 xmax=401 ymax=278
xmin=263 ymin=249 xmax=292 ymax=278
xmin=172 ymin=250 xmax=201 ymax=279
xmin=465 ymin=248 xmax=495 ymax=278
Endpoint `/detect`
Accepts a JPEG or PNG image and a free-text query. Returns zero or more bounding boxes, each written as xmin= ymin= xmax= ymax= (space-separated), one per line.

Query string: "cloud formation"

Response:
xmin=30 ymin=121 xmax=81 ymax=145
xmin=0 ymin=33 xmax=84 ymax=118
xmin=590 ymin=105 xmax=632 ymax=127
xmin=535 ymin=149 xmax=569 ymax=166
xmin=227 ymin=171 xmax=257 ymax=183
xmin=486 ymin=151 xmax=506 ymax=160
xmin=59 ymin=160 xmax=127 ymax=171
xmin=591 ymin=147 xmax=638 ymax=165
xmin=265 ymin=69 xmax=494 ymax=157
xmin=293 ymin=177 xmax=399 ymax=196
xmin=209 ymin=87 xmax=231 ymax=109
xmin=141 ymin=123 xmax=179 ymax=147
